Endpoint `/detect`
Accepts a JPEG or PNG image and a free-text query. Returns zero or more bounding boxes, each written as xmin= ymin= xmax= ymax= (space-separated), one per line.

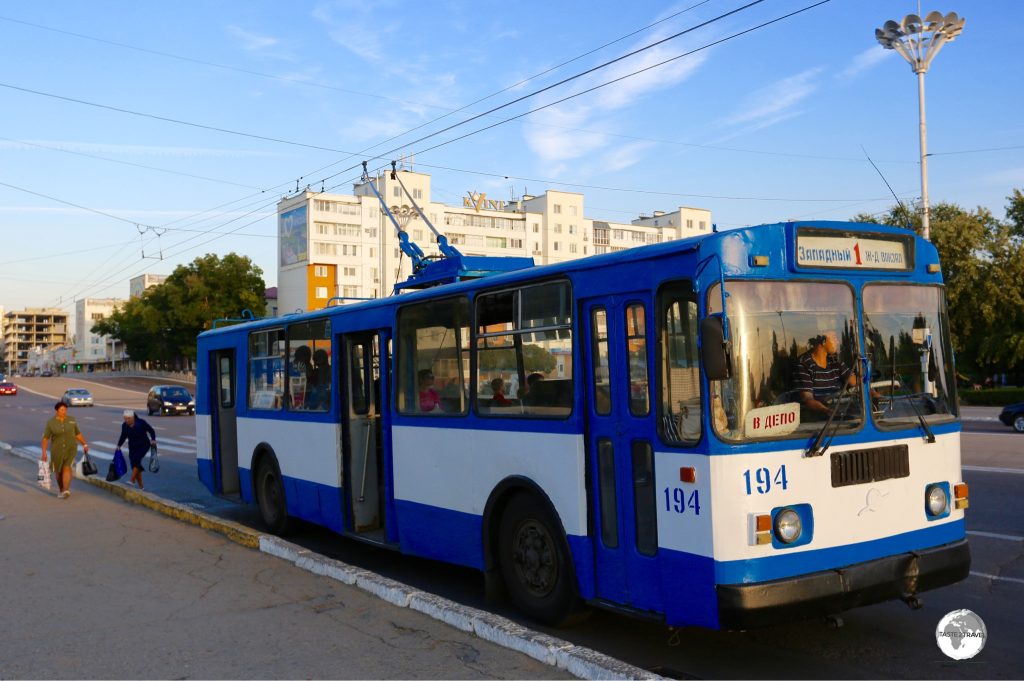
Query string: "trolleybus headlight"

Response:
xmin=926 ymin=484 xmax=949 ymax=517
xmin=773 ymin=508 xmax=802 ymax=544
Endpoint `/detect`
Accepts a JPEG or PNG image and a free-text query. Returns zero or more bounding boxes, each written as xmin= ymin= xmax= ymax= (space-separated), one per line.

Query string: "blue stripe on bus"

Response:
xmin=394 ymin=499 xmax=485 ymax=569
xmin=714 ymin=518 xmax=965 ymax=584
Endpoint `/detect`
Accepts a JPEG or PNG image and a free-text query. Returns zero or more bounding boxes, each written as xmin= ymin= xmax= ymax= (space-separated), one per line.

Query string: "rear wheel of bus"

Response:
xmin=255 ymin=456 xmax=293 ymax=535
xmin=498 ymin=493 xmax=581 ymax=626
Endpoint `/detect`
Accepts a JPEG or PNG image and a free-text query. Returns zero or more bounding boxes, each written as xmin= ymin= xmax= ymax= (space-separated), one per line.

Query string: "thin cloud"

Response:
xmin=523 ymin=23 xmax=710 ymax=166
xmin=723 ymin=67 xmax=823 ymax=128
xmin=838 ymin=47 xmax=893 ymax=80
xmin=226 ymin=25 xmax=280 ymax=52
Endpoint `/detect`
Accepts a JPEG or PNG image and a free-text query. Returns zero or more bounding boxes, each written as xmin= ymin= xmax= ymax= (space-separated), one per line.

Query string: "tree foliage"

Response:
xmin=854 ymin=190 xmax=1024 ymax=378
xmin=93 ymin=253 xmax=265 ymax=365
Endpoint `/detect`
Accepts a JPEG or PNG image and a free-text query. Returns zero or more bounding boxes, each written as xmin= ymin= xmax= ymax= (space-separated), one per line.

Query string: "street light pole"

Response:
xmin=875 ymin=10 xmax=965 ymax=241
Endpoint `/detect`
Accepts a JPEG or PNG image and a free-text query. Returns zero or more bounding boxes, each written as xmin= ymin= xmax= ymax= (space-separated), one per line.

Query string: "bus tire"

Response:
xmin=255 ymin=457 xmax=293 ymax=535
xmin=498 ymin=493 xmax=578 ymax=626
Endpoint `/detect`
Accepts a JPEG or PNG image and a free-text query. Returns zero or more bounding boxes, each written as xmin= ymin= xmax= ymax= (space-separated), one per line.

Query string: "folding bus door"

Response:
xmin=212 ymin=349 xmax=240 ymax=496
xmin=582 ymin=294 xmax=662 ymax=612
xmin=340 ymin=331 xmax=385 ymax=541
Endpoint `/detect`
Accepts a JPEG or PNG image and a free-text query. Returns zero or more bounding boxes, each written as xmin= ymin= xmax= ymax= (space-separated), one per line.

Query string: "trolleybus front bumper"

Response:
xmin=716 ymin=538 xmax=970 ymax=629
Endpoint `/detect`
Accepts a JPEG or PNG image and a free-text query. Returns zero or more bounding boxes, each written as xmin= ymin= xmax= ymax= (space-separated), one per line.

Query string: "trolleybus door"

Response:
xmin=583 ymin=295 xmax=661 ymax=611
xmin=212 ymin=349 xmax=240 ymax=496
xmin=341 ymin=332 xmax=384 ymax=537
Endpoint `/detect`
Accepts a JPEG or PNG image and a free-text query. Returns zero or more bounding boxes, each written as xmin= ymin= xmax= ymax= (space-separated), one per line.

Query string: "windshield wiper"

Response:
xmin=883 ymin=336 xmax=935 ymax=443
xmin=806 ymin=385 xmax=853 ymax=458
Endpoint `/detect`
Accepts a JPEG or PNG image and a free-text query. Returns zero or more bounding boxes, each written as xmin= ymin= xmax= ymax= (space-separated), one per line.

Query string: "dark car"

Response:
xmin=998 ymin=402 xmax=1024 ymax=433
xmin=147 ymin=385 xmax=195 ymax=416
xmin=0 ymin=382 xmax=17 ymax=396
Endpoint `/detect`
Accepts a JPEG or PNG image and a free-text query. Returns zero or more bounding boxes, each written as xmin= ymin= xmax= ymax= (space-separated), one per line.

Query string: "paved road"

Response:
xmin=3 ymin=376 xmax=1022 ymax=678
xmin=0 ymin=454 xmax=569 ymax=680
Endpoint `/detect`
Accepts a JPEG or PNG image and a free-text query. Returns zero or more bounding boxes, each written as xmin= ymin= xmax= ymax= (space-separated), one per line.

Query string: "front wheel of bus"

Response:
xmin=256 ymin=458 xmax=293 ymax=535
xmin=498 ymin=493 xmax=579 ymax=626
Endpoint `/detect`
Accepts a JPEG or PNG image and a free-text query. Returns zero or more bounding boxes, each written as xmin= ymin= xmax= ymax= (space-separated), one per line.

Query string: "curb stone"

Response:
xmin=3 ymin=441 xmax=661 ymax=680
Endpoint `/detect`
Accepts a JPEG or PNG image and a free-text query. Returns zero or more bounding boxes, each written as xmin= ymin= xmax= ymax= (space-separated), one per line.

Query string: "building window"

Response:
xmin=553 ymin=242 xmax=561 ymax=251
xmin=686 ymin=219 xmax=693 ymax=228
xmin=315 ymin=287 xmax=328 ymax=299
xmin=486 ymin=236 xmax=507 ymax=248
xmin=569 ymin=243 xmax=577 ymax=253
xmin=314 ymin=265 xmax=328 ymax=277
xmin=532 ymin=224 xmax=540 ymax=233
xmin=393 ymin=187 xmax=401 ymax=198
xmin=343 ymin=286 xmax=359 ymax=297
xmin=413 ymin=188 xmax=423 ymax=199
xmin=700 ymin=221 xmax=707 ymax=230
xmin=568 ymin=224 xmax=575 ymax=234
xmin=343 ymin=267 xmax=356 ymax=277
xmin=553 ymin=223 xmax=562 ymax=233
xmin=553 ymin=204 xmax=562 ymax=214
xmin=510 ymin=239 xmax=523 ymax=249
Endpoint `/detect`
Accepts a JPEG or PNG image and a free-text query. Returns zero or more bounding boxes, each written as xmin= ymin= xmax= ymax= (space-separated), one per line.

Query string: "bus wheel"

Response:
xmin=255 ymin=458 xmax=292 ymax=535
xmin=498 ymin=493 xmax=577 ymax=626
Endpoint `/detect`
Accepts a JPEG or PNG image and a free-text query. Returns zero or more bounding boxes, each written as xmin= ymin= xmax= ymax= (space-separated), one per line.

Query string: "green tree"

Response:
xmin=853 ymin=190 xmax=1024 ymax=379
xmin=93 ymin=253 xmax=265 ymax=366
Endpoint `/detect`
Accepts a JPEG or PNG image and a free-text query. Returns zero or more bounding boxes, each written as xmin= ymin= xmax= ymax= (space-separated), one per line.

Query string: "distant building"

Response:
xmin=2 ymin=308 xmax=68 ymax=373
xmin=74 ymin=298 xmax=125 ymax=368
xmin=264 ymin=287 xmax=278 ymax=318
xmin=276 ymin=168 xmax=712 ymax=313
xmin=130 ymin=273 xmax=167 ymax=298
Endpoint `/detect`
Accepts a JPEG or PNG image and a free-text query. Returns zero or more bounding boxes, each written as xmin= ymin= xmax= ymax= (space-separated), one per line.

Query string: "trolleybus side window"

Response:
xmin=249 ymin=329 xmax=285 ymax=410
xmin=591 ymin=308 xmax=611 ymax=416
xmin=475 ymin=280 xmax=573 ymax=417
xmin=658 ymin=283 xmax=701 ymax=444
xmin=626 ymin=303 xmax=650 ymax=416
xmin=287 ymin=319 xmax=331 ymax=412
xmin=396 ymin=296 xmax=470 ymax=415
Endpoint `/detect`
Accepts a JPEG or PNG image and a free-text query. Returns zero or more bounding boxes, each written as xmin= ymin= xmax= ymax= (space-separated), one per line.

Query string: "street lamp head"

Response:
xmin=876 ymin=11 xmax=965 ymax=73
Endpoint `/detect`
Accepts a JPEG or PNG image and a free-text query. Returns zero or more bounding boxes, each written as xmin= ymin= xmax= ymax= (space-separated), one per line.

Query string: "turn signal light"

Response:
xmin=753 ymin=513 xmax=773 ymax=545
xmin=679 ymin=467 xmax=696 ymax=484
xmin=954 ymin=483 xmax=968 ymax=499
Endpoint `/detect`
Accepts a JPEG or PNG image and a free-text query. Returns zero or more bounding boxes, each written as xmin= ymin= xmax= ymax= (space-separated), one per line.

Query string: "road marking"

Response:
xmin=967 ymin=530 xmax=1024 ymax=542
xmin=153 ymin=442 xmax=194 ymax=454
xmin=963 ymin=465 xmax=1024 ymax=475
xmin=970 ymin=571 xmax=1024 ymax=586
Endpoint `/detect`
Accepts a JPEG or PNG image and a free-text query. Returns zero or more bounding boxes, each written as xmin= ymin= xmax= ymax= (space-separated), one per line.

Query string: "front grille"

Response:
xmin=830 ymin=445 xmax=910 ymax=487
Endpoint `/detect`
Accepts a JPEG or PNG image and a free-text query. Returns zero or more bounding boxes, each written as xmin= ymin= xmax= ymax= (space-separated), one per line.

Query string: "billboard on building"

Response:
xmin=280 ymin=206 xmax=309 ymax=266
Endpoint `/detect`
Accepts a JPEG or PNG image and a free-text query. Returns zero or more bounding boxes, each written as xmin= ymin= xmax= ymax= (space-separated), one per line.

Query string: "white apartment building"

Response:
xmin=130 ymin=273 xmax=167 ymax=298
xmin=276 ymin=169 xmax=711 ymax=313
xmin=74 ymin=298 xmax=124 ymax=366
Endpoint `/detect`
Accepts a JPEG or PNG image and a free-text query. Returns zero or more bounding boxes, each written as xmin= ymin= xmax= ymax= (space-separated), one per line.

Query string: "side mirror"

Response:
xmin=701 ymin=314 xmax=732 ymax=381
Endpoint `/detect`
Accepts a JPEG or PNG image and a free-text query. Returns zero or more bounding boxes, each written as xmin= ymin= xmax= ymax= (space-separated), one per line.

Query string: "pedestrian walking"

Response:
xmin=41 ymin=401 xmax=89 ymax=499
xmin=117 ymin=410 xmax=156 ymax=489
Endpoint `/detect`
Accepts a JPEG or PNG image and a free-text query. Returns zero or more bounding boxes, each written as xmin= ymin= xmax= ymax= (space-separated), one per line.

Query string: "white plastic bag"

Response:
xmin=37 ymin=460 xmax=51 ymax=490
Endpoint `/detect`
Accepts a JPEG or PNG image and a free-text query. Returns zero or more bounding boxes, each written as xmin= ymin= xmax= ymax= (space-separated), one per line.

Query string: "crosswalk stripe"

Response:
xmin=153 ymin=443 xmax=194 ymax=454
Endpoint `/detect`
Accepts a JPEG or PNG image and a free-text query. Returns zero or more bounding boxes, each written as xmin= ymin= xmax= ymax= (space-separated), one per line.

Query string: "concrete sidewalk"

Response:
xmin=1 ymin=443 xmax=656 ymax=680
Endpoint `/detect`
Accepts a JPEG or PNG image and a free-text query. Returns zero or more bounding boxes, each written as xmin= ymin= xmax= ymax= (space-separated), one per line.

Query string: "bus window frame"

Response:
xmin=656 ymin=280 xmax=703 ymax=447
xmin=248 ymin=327 xmax=286 ymax=412
xmin=395 ymin=294 xmax=471 ymax=417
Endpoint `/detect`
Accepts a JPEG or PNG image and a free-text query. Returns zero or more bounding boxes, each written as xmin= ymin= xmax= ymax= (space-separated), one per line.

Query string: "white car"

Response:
xmin=62 ymin=388 xmax=94 ymax=407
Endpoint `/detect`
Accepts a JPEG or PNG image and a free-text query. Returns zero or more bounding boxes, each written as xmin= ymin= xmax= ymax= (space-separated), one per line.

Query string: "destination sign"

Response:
xmin=795 ymin=232 xmax=912 ymax=270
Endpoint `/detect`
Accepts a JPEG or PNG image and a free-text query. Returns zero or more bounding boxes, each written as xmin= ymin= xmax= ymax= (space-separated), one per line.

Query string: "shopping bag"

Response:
xmin=105 ymin=461 xmax=120 ymax=482
xmin=148 ymin=443 xmax=160 ymax=473
xmin=81 ymin=453 xmax=98 ymax=477
xmin=113 ymin=448 xmax=128 ymax=478
xmin=37 ymin=460 xmax=51 ymax=490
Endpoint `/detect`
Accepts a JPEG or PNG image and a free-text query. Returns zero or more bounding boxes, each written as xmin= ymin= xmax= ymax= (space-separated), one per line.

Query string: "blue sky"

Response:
xmin=1 ymin=0 xmax=1021 ymax=317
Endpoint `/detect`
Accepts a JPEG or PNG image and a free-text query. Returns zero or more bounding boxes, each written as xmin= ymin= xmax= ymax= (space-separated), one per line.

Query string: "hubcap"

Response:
xmin=512 ymin=519 xmax=557 ymax=598
xmin=1014 ymin=416 xmax=1024 ymax=433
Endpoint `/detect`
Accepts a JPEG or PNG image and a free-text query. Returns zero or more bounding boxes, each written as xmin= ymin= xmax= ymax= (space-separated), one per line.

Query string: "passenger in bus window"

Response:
xmin=519 ymin=372 xmax=545 ymax=404
xmin=307 ymin=348 xmax=330 ymax=410
xmin=490 ymin=378 xmax=512 ymax=406
xmin=418 ymin=369 xmax=442 ymax=412
xmin=290 ymin=345 xmax=312 ymax=409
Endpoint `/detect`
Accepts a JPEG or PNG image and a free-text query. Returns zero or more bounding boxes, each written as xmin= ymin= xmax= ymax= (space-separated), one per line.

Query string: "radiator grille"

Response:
xmin=830 ymin=445 xmax=910 ymax=487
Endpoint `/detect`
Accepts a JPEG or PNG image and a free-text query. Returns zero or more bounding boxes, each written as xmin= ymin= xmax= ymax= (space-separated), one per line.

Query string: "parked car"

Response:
xmin=62 ymin=388 xmax=94 ymax=407
xmin=998 ymin=402 xmax=1024 ymax=433
xmin=0 ymin=381 xmax=17 ymax=396
xmin=147 ymin=385 xmax=195 ymax=416
xmin=40 ymin=370 xmax=54 ymax=377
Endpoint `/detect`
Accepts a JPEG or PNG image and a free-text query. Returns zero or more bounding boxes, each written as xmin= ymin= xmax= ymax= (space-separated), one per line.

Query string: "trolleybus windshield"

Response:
xmin=708 ymin=281 xmax=863 ymax=443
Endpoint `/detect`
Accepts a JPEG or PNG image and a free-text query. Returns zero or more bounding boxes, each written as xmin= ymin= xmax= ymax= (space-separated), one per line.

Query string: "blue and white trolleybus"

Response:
xmin=195 ymin=219 xmax=970 ymax=629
